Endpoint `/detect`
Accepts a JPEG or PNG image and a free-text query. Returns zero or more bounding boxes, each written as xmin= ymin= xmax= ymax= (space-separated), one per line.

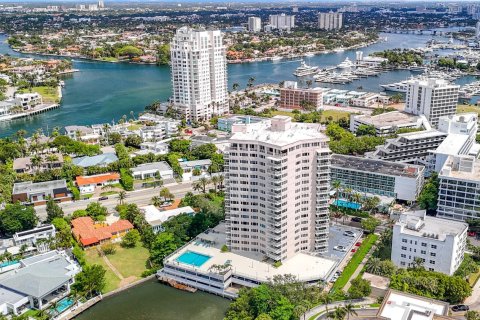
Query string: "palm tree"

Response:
xmin=118 ymin=191 xmax=127 ymax=204
xmin=198 ymin=177 xmax=210 ymax=193
xmin=210 ymin=175 xmax=220 ymax=193
xmin=151 ymin=196 xmax=162 ymax=207
xmin=344 ymin=188 xmax=353 ymax=201
xmin=352 ymin=192 xmax=362 ymax=210
xmin=365 ymin=257 xmax=382 ymax=275
xmin=321 ymin=293 xmax=333 ymax=316
xmin=334 ymin=307 xmax=347 ymax=320
xmin=46 ymin=154 xmax=58 ymax=169
xmin=30 ymin=154 xmax=42 ymax=173
xmin=332 ymin=180 xmax=342 ymax=204
xmin=344 ymin=304 xmax=357 ymax=320
xmin=193 ymin=181 xmax=203 ymax=193
xmin=103 ymin=123 xmax=110 ymax=145
xmin=232 ymin=83 xmax=239 ymax=92
xmin=218 ymin=174 xmax=225 ymax=190
xmin=159 ymin=187 xmax=172 ymax=201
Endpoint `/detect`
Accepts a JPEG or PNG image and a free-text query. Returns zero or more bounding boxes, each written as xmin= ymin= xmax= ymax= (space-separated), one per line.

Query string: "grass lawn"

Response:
xmin=331 ymin=234 xmax=379 ymax=292
xmin=100 ymin=191 xmax=119 ymax=196
xmin=84 ymin=248 xmax=121 ymax=293
xmin=107 ymin=245 xmax=150 ymax=279
xmin=100 ymin=57 xmax=119 ymax=62
xmin=271 ymin=110 xmax=295 ymax=117
xmin=457 ymin=104 xmax=480 ymax=115
xmin=127 ymin=124 xmax=142 ymax=131
xmin=19 ymin=86 xmax=59 ymax=103
xmin=469 ymin=268 xmax=480 ymax=287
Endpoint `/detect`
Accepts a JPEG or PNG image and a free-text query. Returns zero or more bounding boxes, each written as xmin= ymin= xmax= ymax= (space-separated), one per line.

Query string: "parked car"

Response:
xmin=351 ymin=249 xmax=357 ymax=253
xmin=351 ymin=217 xmax=363 ymax=223
xmin=468 ymin=231 xmax=476 ymax=237
xmin=355 ymin=242 xmax=362 ymax=247
xmin=343 ymin=231 xmax=356 ymax=237
xmin=451 ymin=305 xmax=469 ymax=312
xmin=99 ymin=196 xmax=109 ymax=201
xmin=334 ymin=245 xmax=347 ymax=252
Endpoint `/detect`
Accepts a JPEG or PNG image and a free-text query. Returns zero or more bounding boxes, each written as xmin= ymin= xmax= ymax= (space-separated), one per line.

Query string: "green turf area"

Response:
xmin=84 ymin=248 xmax=121 ymax=293
xmin=270 ymin=109 xmax=350 ymax=122
xmin=331 ymin=234 xmax=379 ymax=291
xmin=107 ymin=245 xmax=150 ymax=279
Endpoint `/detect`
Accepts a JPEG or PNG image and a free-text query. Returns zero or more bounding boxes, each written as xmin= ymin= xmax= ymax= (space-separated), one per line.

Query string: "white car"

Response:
xmin=343 ymin=231 xmax=356 ymax=237
xmin=334 ymin=245 xmax=347 ymax=252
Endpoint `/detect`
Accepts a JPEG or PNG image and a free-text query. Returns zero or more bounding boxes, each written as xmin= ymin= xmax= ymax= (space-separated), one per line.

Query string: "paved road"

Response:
xmin=35 ymin=182 xmax=195 ymax=220
xmin=303 ymin=298 xmax=375 ymax=320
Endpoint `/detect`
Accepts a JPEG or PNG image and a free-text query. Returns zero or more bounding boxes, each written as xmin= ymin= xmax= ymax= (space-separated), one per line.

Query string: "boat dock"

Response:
xmin=0 ymin=103 xmax=60 ymax=122
xmin=157 ymin=273 xmax=197 ymax=293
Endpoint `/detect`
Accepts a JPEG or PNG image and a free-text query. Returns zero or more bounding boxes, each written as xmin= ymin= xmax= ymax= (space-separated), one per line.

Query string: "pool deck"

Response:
xmin=164 ymin=223 xmax=337 ymax=283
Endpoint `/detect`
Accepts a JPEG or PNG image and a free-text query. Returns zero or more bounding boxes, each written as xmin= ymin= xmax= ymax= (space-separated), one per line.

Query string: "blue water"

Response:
xmin=333 ymin=199 xmax=362 ymax=210
xmin=0 ymin=31 xmax=472 ymax=137
xmin=51 ymin=297 xmax=74 ymax=314
xmin=176 ymin=251 xmax=211 ymax=267
xmin=0 ymin=260 xmax=19 ymax=268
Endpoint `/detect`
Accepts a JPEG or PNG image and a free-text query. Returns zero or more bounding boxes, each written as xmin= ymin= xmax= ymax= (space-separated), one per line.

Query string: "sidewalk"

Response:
xmin=302 ymin=298 xmax=375 ymax=320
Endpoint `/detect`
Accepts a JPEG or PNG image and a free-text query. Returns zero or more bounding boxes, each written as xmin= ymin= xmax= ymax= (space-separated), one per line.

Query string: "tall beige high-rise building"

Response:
xmin=269 ymin=14 xmax=295 ymax=31
xmin=170 ymin=27 xmax=228 ymax=122
xmin=318 ymin=11 xmax=343 ymax=30
xmin=225 ymin=116 xmax=331 ymax=262
xmin=248 ymin=17 xmax=262 ymax=32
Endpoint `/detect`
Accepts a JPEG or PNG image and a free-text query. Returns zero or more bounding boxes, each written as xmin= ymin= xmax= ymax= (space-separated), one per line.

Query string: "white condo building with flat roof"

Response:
xmin=318 ymin=12 xmax=343 ymax=30
xmin=170 ymin=27 xmax=228 ymax=121
xmin=392 ymin=210 xmax=467 ymax=275
xmin=248 ymin=17 xmax=262 ymax=32
xmin=225 ymin=116 xmax=331 ymax=261
xmin=437 ymin=155 xmax=480 ymax=221
xmin=269 ymin=14 xmax=295 ymax=31
xmin=404 ymin=78 xmax=459 ymax=128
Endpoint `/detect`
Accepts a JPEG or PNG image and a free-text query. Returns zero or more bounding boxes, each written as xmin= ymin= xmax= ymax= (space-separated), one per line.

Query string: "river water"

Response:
xmin=0 ymin=31 xmax=474 ymax=137
xmin=75 ymin=279 xmax=231 ymax=320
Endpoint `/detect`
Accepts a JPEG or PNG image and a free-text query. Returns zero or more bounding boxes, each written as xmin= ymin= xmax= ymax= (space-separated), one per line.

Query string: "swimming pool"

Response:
xmin=333 ymin=199 xmax=362 ymax=210
xmin=51 ymin=297 xmax=74 ymax=315
xmin=176 ymin=251 xmax=211 ymax=267
xmin=0 ymin=260 xmax=19 ymax=268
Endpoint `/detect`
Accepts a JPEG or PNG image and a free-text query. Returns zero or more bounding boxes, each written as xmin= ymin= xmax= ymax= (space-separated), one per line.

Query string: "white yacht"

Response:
xmin=293 ymin=60 xmax=319 ymax=77
xmin=271 ymin=56 xmax=282 ymax=61
xmin=380 ymin=80 xmax=410 ymax=93
xmin=337 ymin=57 xmax=354 ymax=69
xmin=304 ymin=52 xmax=315 ymax=57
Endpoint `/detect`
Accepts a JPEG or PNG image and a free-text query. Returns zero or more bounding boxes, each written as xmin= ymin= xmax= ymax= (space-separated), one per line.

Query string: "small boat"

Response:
xmin=293 ymin=60 xmax=319 ymax=77
xmin=271 ymin=56 xmax=282 ymax=61
xmin=304 ymin=52 xmax=315 ymax=57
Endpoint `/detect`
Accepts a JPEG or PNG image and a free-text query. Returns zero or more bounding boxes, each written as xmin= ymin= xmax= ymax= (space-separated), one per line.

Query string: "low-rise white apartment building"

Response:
xmin=392 ymin=210 xmax=467 ymax=275
xmin=13 ymin=225 xmax=56 ymax=253
xmin=437 ymin=155 xmax=480 ymax=221
xmin=14 ymin=92 xmax=42 ymax=108
xmin=131 ymin=161 xmax=174 ymax=180
xmin=331 ymin=155 xmax=425 ymax=202
xmin=137 ymin=141 xmax=169 ymax=155
xmin=225 ymin=115 xmax=331 ymax=260
xmin=350 ymin=111 xmax=428 ymax=136
xmin=404 ymin=78 xmax=459 ymax=128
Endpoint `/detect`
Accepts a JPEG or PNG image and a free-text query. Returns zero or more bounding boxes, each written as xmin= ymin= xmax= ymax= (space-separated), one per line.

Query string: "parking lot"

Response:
xmin=325 ymin=224 xmax=363 ymax=261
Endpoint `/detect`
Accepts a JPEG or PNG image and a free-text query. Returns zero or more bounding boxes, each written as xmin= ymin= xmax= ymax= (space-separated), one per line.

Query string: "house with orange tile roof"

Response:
xmin=75 ymin=172 xmax=120 ymax=194
xmin=71 ymin=217 xmax=134 ymax=247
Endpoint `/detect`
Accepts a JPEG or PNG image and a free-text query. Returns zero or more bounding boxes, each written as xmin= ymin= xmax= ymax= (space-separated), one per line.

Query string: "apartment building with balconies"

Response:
xmin=224 ymin=115 xmax=331 ymax=261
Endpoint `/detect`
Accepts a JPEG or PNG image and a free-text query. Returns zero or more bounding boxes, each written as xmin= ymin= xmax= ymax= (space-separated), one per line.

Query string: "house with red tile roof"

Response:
xmin=71 ymin=217 xmax=133 ymax=247
xmin=75 ymin=172 xmax=120 ymax=194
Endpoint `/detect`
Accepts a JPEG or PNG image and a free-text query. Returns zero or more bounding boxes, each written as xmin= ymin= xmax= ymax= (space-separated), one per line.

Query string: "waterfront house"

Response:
xmin=12 ymin=180 xmax=72 ymax=206
xmin=0 ymin=250 xmax=81 ymax=315
xmin=141 ymin=205 xmax=195 ymax=233
xmin=13 ymin=153 xmax=64 ymax=174
xmin=131 ymin=161 xmax=173 ymax=180
xmin=14 ymin=92 xmax=42 ymax=109
xmin=72 ymin=153 xmax=118 ymax=168
xmin=137 ymin=141 xmax=169 ymax=155
xmin=71 ymin=217 xmax=134 ymax=247
xmin=64 ymin=125 xmax=101 ymax=144
xmin=75 ymin=172 xmax=120 ymax=194
xmin=13 ymin=225 xmax=56 ymax=254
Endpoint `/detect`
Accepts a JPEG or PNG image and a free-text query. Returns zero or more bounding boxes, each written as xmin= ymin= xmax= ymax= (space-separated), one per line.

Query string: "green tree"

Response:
xmin=72 ymin=264 xmax=107 ymax=297
xmin=417 ymin=173 xmax=439 ymax=214
xmin=347 ymin=278 xmax=371 ymax=299
xmin=149 ymin=232 xmax=178 ymax=266
xmin=46 ymin=198 xmax=64 ymax=222
xmin=361 ymin=217 xmax=380 ymax=234
xmin=356 ymin=124 xmax=376 ymax=136
xmin=121 ymin=229 xmax=141 ymax=248
xmin=157 ymin=43 xmax=170 ymax=65
xmin=125 ymin=134 xmax=143 ymax=148
xmin=85 ymin=202 xmax=108 ymax=220
xmin=0 ymin=203 xmax=38 ymax=236
xmin=169 ymin=139 xmax=191 ymax=153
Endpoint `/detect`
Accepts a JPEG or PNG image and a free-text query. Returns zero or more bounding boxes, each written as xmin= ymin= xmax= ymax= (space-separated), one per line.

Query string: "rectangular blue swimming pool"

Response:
xmin=176 ymin=251 xmax=211 ymax=267
xmin=333 ymin=199 xmax=361 ymax=210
